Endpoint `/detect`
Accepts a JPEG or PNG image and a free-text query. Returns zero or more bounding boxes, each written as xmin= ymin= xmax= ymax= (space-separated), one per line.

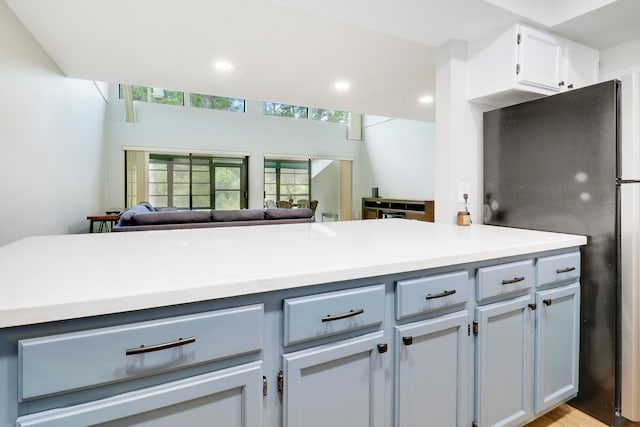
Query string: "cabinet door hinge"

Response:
xmin=473 ymin=320 xmax=479 ymax=336
xmin=516 ymin=64 xmax=521 ymax=75
xmin=277 ymin=371 xmax=284 ymax=394
xmin=468 ymin=323 xmax=471 ymax=336
xmin=517 ymin=33 xmax=521 ymax=44
xmin=262 ymin=375 xmax=267 ymax=397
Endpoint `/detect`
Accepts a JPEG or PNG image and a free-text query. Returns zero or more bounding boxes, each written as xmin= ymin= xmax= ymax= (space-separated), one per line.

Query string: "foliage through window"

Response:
xmin=310 ymin=108 xmax=350 ymax=124
xmin=126 ymin=152 xmax=248 ymax=210
xmin=264 ymin=159 xmax=310 ymax=205
xmin=262 ymin=102 xmax=308 ymax=119
xmin=190 ymin=93 xmax=245 ymax=112
xmin=119 ymin=85 xmax=184 ymax=106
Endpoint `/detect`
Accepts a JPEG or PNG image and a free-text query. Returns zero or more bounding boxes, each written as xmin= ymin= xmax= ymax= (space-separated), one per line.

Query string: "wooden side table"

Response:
xmin=87 ymin=213 xmax=120 ymax=233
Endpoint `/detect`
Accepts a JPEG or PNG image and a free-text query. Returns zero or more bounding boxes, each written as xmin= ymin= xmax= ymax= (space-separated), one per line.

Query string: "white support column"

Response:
xmin=435 ymin=39 xmax=492 ymax=224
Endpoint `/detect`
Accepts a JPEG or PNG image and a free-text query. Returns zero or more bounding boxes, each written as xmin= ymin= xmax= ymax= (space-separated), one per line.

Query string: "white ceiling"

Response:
xmin=5 ymin=0 xmax=640 ymax=122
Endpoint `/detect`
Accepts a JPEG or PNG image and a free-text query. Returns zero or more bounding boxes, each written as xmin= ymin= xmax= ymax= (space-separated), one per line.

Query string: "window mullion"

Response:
xmin=189 ymin=154 xmax=193 ymax=210
xmin=167 ymin=162 xmax=174 ymax=208
xmin=210 ymin=161 xmax=216 ymax=210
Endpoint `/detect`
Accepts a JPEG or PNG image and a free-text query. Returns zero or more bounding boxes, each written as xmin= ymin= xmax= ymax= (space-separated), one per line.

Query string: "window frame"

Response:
xmin=264 ymin=159 xmax=311 ymax=205
xmin=125 ymin=151 xmax=249 ymax=210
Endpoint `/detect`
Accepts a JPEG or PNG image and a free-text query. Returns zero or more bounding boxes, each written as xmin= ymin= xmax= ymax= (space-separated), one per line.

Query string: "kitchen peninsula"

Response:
xmin=0 ymin=220 xmax=586 ymax=426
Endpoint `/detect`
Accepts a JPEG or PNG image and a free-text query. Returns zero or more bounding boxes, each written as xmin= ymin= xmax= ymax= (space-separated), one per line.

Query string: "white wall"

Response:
xmin=0 ymin=1 xmax=107 ymax=247
xmin=105 ymin=86 xmax=436 ymax=218
xmin=435 ymin=40 xmax=494 ymax=225
xmin=600 ymin=37 xmax=640 ymax=80
xmin=311 ymin=160 xmax=340 ymax=221
xmin=357 ymin=115 xmax=435 ymax=206
xmin=104 ymin=87 xmax=361 ymax=212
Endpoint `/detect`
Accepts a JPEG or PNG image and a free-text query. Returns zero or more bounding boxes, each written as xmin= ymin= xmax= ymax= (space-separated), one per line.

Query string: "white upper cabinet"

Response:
xmin=468 ymin=24 xmax=599 ymax=107
xmin=517 ymin=26 xmax=563 ymax=92
xmin=562 ymin=39 xmax=600 ymax=90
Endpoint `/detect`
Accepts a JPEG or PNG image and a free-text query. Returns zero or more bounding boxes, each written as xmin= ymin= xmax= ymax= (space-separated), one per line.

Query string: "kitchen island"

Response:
xmin=0 ymin=219 xmax=586 ymax=426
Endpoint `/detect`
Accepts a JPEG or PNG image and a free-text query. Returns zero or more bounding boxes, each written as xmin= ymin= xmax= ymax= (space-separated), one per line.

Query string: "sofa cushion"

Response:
xmin=211 ymin=209 xmax=265 ymax=222
xmin=265 ymin=208 xmax=313 ymax=220
xmin=132 ymin=210 xmax=212 ymax=225
xmin=118 ymin=203 xmax=155 ymax=225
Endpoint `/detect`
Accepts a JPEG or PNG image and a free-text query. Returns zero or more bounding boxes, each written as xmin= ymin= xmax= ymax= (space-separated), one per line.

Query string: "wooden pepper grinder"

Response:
xmin=457 ymin=193 xmax=471 ymax=226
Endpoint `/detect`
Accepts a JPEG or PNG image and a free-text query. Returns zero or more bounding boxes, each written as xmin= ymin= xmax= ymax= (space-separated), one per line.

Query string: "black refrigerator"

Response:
xmin=483 ymin=79 xmax=640 ymax=426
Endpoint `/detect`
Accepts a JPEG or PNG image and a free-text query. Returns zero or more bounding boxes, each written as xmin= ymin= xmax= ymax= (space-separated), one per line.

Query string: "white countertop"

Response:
xmin=0 ymin=220 xmax=586 ymax=328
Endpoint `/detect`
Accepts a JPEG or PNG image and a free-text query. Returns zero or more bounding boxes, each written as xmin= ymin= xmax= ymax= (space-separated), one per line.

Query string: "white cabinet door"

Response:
xmin=517 ymin=26 xmax=563 ymax=92
xmin=395 ymin=310 xmax=469 ymax=427
xmin=475 ymin=295 xmax=534 ymax=427
xmin=282 ymin=331 xmax=386 ymax=427
xmin=534 ymin=282 xmax=580 ymax=414
xmin=562 ymin=41 xmax=600 ymax=90
xmin=16 ymin=362 xmax=263 ymax=427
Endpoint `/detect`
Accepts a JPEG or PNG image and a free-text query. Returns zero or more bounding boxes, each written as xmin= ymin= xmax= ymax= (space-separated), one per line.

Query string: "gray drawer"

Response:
xmin=19 ymin=304 xmax=264 ymax=400
xmin=396 ymin=271 xmax=468 ymax=319
xmin=537 ymin=252 xmax=580 ymax=287
xmin=284 ymin=284 xmax=385 ymax=346
xmin=477 ymin=260 xmax=534 ymax=302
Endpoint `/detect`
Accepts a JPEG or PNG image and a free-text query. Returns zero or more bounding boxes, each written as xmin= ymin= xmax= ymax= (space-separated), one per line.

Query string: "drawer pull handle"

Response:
xmin=426 ymin=289 xmax=457 ymax=300
xmin=501 ymin=276 xmax=525 ymax=285
xmin=125 ymin=336 xmax=196 ymax=356
xmin=543 ymin=299 xmax=553 ymax=306
xmin=403 ymin=336 xmax=413 ymax=346
xmin=321 ymin=308 xmax=364 ymax=322
xmin=556 ymin=267 xmax=576 ymax=274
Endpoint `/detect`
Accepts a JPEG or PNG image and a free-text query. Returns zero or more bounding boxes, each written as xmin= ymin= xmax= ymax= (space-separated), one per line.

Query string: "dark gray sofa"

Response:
xmin=112 ymin=202 xmax=315 ymax=232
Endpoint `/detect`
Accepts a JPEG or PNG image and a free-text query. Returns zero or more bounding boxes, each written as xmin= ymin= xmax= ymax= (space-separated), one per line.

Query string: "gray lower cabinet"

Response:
xmin=534 ymin=282 xmax=580 ymax=414
xmin=281 ymin=331 xmax=386 ymax=427
xmin=14 ymin=304 xmax=265 ymax=427
xmin=2 ymin=250 xmax=582 ymax=427
xmin=475 ymin=294 xmax=534 ymax=427
xmin=395 ymin=310 xmax=469 ymax=427
xmin=16 ymin=362 xmax=263 ymax=427
xmin=474 ymin=253 xmax=581 ymax=427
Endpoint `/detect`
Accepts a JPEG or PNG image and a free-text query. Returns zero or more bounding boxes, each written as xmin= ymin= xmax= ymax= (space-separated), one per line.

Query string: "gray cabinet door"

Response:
xmin=395 ymin=310 xmax=469 ymax=427
xmin=282 ymin=331 xmax=386 ymax=427
xmin=534 ymin=282 xmax=580 ymax=414
xmin=16 ymin=362 xmax=263 ymax=427
xmin=475 ymin=295 xmax=534 ymax=427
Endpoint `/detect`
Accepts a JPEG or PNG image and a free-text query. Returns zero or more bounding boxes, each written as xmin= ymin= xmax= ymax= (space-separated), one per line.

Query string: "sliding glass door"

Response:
xmin=264 ymin=159 xmax=310 ymax=205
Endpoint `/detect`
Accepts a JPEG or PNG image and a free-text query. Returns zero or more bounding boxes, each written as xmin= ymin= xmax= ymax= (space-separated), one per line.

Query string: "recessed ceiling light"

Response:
xmin=419 ymin=95 xmax=434 ymax=104
xmin=334 ymin=81 xmax=350 ymax=91
xmin=215 ymin=61 xmax=233 ymax=71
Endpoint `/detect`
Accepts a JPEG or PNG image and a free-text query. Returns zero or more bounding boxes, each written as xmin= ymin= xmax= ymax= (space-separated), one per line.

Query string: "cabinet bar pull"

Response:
xmin=528 ymin=303 xmax=537 ymax=310
xmin=321 ymin=308 xmax=364 ymax=322
xmin=501 ymin=276 xmax=525 ymax=285
xmin=426 ymin=289 xmax=457 ymax=300
xmin=377 ymin=343 xmax=388 ymax=354
xmin=126 ymin=336 xmax=196 ymax=356
xmin=263 ymin=376 xmax=268 ymax=397
xmin=543 ymin=299 xmax=553 ymax=306
xmin=556 ymin=266 xmax=576 ymax=273
xmin=277 ymin=371 xmax=284 ymax=394
xmin=402 ymin=336 xmax=413 ymax=346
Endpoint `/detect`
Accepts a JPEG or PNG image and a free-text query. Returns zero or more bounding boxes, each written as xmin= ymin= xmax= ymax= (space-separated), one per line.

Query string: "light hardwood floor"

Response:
xmin=525 ymin=404 xmax=640 ymax=427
